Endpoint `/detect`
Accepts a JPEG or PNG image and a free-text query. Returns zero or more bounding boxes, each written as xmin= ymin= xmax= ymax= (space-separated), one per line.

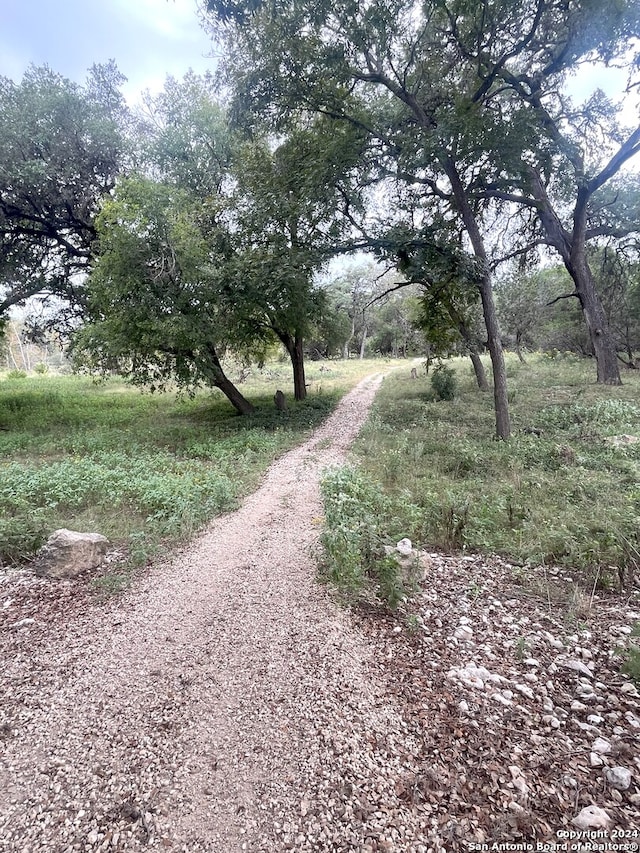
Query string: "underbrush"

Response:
xmin=321 ymin=354 xmax=640 ymax=604
xmin=0 ymin=359 xmax=379 ymax=573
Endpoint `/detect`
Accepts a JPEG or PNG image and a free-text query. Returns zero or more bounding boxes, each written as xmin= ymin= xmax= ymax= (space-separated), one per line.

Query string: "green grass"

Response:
xmin=0 ymin=358 xmax=381 ymax=575
xmin=321 ymin=353 xmax=640 ymax=602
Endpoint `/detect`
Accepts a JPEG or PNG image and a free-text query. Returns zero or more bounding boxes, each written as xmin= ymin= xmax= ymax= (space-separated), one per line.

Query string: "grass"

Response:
xmin=321 ymin=353 xmax=640 ymax=604
xmin=0 ymin=357 xmax=381 ymax=578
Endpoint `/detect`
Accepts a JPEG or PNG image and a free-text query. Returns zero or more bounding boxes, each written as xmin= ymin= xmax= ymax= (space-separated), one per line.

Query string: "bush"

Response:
xmin=621 ymin=623 xmax=640 ymax=687
xmin=5 ymin=370 xmax=28 ymax=380
xmin=431 ymin=364 xmax=457 ymax=401
xmin=320 ymin=466 xmax=405 ymax=607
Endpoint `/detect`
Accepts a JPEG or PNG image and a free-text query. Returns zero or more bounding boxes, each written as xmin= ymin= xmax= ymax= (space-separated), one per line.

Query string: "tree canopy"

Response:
xmin=204 ymin=0 xmax=640 ymax=432
xmin=0 ymin=62 xmax=128 ymax=322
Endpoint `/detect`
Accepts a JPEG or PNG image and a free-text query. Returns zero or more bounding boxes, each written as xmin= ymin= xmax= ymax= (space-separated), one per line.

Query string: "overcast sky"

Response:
xmin=0 ymin=0 xmax=215 ymax=102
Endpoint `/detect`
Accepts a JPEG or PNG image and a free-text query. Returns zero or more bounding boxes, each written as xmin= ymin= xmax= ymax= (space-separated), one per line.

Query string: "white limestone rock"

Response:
xmin=396 ymin=538 xmax=413 ymax=557
xmin=606 ymin=766 xmax=632 ymax=791
xmin=572 ymin=805 xmax=611 ymax=830
xmin=35 ymin=529 xmax=109 ymax=579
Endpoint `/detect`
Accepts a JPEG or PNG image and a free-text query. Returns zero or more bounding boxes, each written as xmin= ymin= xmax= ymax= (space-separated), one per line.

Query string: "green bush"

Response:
xmin=320 ymin=466 xmax=405 ymax=607
xmin=621 ymin=623 xmax=640 ymax=687
xmin=0 ymin=511 xmax=49 ymax=565
xmin=431 ymin=364 xmax=457 ymax=401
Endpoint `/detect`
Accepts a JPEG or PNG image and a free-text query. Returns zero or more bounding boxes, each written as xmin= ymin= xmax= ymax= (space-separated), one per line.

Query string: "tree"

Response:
xmin=0 ymin=63 xmax=127 ymax=322
xmin=204 ymin=0 xmax=640 ymax=429
xmin=227 ymin=123 xmax=363 ymax=398
xmin=73 ymin=176 xmax=256 ymax=415
xmin=495 ymin=269 xmax=560 ymax=361
xmin=204 ymin=0 xmax=513 ymax=435
xmin=439 ymin=0 xmax=640 ymax=384
xmin=137 ymin=74 xmax=359 ymax=401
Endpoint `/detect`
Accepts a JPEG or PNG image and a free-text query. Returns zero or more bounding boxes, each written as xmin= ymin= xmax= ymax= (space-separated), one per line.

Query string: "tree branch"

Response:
xmin=546 ymin=291 xmax=579 ymax=307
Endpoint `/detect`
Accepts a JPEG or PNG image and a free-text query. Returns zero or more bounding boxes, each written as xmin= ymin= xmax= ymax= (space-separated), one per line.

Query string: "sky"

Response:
xmin=1 ymin=2 xmax=637 ymax=120
xmin=0 ymin=0 xmax=215 ymax=102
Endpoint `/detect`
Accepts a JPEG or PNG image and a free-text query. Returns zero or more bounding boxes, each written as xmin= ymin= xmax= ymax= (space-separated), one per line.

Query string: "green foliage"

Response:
xmin=431 ymin=364 xmax=457 ymax=401
xmin=320 ymin=466 xmax=406 ymax=608
xmin=336 ymin=354 xmax=640 ymax=580
xmin=0 ymin=62 xmax=126 ymax=320
xmin=621 ymin=623 xmax=640 ymax=687
xmin=0 ymin=369 xmax=357 ymax=568
xmin=73 ymin=175 xmax=256 ymax=413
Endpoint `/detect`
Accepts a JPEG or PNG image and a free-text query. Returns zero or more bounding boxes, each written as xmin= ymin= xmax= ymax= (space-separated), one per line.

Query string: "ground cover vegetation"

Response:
xmin=0 ymin=359 xmax=376 ymax=578
xmin=321 ymin=354 xmax=640 ymax=606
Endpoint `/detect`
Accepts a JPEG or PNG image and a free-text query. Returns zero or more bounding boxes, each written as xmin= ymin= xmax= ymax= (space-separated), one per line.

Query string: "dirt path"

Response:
xmin=1 ymin=372 xmax=431 ymax=853
xmin=4 ymin=373 xmax=639 ymax=852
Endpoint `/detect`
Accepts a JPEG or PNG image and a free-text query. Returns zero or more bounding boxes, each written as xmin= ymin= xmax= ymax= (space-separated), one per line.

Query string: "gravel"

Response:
xmin=1 ymin=371 xmax=639 ymax=852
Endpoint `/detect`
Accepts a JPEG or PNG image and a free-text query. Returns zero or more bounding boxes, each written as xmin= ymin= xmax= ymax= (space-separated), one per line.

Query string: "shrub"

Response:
xmin=320 ymin=466 xmax=405 ymax=607
xmin=431 ymin=364 xmax=457 ymax=401
xmin=621 ymin=623 xmax=640 ymax=687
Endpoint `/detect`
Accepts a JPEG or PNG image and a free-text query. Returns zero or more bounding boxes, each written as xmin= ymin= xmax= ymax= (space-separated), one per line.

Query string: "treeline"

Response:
xmin=1 ymin=0 xmax=639 ymax=436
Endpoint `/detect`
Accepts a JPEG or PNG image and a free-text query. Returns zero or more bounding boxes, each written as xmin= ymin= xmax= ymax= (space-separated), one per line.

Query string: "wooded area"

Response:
xmin=1 ymin=0 xmax=639 ymax=438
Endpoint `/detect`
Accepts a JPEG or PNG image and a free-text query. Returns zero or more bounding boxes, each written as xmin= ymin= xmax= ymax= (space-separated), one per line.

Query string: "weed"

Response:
xmin=514 ymin=637 xmax=529 ymax=661
xmin=431 ymin=363 xmax=457 ymax=401
xmin=320 ymin=466 xmax=406 ymax=608
xmin=620 ymin=623 xmax=640 ymax=687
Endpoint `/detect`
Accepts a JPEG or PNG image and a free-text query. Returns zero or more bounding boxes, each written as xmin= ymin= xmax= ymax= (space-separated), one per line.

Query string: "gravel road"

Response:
xmin=2 ymin=372 xmax=433 ymax=853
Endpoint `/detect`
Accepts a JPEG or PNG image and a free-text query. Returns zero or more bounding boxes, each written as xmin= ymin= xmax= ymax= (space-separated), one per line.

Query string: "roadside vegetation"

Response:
xmin=0 ymin=358 xmax=378 ymax=585
xmin=321 ymin=353 xmax=640 ymax=606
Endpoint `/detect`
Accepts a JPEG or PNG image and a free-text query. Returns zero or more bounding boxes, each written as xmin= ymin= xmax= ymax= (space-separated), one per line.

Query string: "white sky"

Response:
xmin=0 ymin=0 xmax=215 ymax=102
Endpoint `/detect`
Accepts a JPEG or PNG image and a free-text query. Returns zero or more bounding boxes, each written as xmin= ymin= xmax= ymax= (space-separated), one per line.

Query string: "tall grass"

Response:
xmin=322 ymin=353 xmax=640 ymax=603
xmin=0 ymin=358 xmax=380 ymax=571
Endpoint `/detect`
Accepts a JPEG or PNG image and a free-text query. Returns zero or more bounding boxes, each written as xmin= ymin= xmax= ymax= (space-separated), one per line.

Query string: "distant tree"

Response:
xmin=495 ymin=269 xmax=563 ymax=361
xmin=73 ymin=177 xmax=256 ymax=415
xmin=204 ymin=0 xmax=640 ymax=432
xmin=227 ymin=123 xmax=363 ymax=398
xmin=0 ymin=63 xmax=127 ymax=323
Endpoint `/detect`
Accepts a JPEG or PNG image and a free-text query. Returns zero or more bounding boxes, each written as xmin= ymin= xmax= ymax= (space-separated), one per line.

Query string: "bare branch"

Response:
xmin=546 ymin=291 xmax=579 ymax=307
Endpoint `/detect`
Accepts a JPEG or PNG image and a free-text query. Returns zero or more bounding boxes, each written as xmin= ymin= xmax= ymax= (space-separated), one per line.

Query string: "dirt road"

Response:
xmin=1 ymin=373 xmax=433 ymax=853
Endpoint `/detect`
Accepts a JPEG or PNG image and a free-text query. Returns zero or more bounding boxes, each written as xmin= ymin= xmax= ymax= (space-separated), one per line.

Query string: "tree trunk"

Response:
xmin=359 ymin=323 xmax=368 ymax=359
xmin=515 ymin=332 xmax=526 ymax=364
xmin=205 ymin=345 xmax=255 ymax=415
xmin=570 ymin=255 xmax=621 ymax=385
xmin=444 ymin=156 xmax=510 ymax=438
xmin=275 ymin=329 xmax=307 ymax=400
xmin=528 ymin=168 xmax=621 ymax=386
xmin=451 ymin=307 xmax=490 ymax=391
xmin=468 ymin=349 xmax=489 ymax=391
xmin=342 ymin=315 xmax=355 ymax=359
xmin=479 ymin=278 xmax=511 ymax=439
